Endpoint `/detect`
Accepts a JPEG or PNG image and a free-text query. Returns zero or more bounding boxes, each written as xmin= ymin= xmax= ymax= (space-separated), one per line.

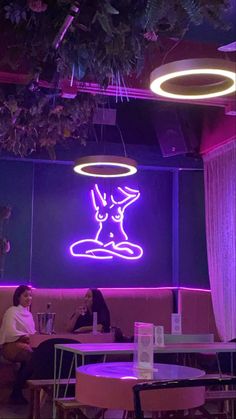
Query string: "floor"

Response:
xmin=0 ymin=389 xmax=128 ymax=419
xmin=0 ymin=388 xmax=234 ymax=419
xmin=0 ymin=402 xmax=233 ymax=419
xmin=0 ymin=401 xmax=126 ymax=419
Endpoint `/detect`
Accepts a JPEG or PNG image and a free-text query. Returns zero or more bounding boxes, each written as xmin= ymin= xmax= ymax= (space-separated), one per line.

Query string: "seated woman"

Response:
xmin=66 ymin=288 xmax=110 ymax=333
xmin=0 ymin=285 xmax=36 ymax=404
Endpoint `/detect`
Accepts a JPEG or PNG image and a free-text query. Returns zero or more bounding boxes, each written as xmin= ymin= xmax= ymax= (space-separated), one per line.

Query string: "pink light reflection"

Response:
xmin=0 ymin=285 xmax=211 ymax=292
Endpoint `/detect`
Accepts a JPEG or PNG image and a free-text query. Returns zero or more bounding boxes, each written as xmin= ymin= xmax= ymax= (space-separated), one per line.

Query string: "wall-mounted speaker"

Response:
xmin=152 ymin=107 xmax=200 ymax=157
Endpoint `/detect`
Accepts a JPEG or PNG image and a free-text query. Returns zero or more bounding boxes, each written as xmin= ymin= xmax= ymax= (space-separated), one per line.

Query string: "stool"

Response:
xmin=27 ymin=378 xmax=76 ymax=419
xmin=55 ymin=399 xmax=106 ymax=419
xmin=55 ymin=398 xmax=86 ymax=419
xmin=205 ymin=390 xmax=236 ymax=419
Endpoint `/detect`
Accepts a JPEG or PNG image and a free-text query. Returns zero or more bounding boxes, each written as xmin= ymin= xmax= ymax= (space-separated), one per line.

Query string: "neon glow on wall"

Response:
xmin=70 ymin=184 xmax=143 ymax=260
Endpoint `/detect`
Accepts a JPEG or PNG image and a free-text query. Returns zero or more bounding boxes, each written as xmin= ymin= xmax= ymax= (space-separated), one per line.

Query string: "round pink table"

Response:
xmin=76 ymin=362 xmax=206 ymax=411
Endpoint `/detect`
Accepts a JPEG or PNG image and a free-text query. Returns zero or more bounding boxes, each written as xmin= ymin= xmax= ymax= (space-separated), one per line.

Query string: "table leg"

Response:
xmin=63 ymin=353 xmax=75 ymax=398
xmin=53 ymin=346 xmax=58 ymax=419
xmin=53 ymin=347 xmax=64 ymax=418
xmin=216 ymin=353 xmax=223 ymax=377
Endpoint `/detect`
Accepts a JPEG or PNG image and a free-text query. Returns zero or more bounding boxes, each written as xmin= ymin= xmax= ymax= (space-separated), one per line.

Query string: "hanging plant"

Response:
xmin=0 ymin=205 xmax=11 ymax=278
xmin=0 ymin=0 xmax=232 ymax=88
xmin=27 ymin=0 xmax=47 ymax=13
xmin=0 ymin=206 xmax=12 ymax=221
xmin=0 ymin=238 xmax=10 ymax=256
xmin=0 ymin=86 xmax=98 ymax=157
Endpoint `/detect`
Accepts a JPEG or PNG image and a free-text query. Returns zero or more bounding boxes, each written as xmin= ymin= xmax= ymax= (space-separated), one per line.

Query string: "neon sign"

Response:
xmin=70 ymin=184 xmax=143 ymax=260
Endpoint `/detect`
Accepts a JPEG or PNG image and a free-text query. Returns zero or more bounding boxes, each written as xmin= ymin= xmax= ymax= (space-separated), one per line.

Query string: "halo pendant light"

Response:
xmin=150 ymin=58 xmax=236 ymax=100
xmin=74 ymin=155 xmax=137 ymax=178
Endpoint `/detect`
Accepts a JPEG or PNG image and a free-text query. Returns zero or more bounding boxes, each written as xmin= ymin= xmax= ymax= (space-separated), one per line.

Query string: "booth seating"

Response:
xmin=0 ymin=287 xmax=174 ymax=337
xmin=0 ymin=287 xmax=218 ymax=338
xmin=30 ymin=288 xmax=174 ymax=337
xmin=178 ymin=288 xmax=219 ymax=340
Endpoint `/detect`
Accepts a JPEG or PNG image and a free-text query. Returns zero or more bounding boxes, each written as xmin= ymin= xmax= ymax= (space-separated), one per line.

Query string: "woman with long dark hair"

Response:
xmin=0 ymin=285 xmax=35 ymax=404
xmin=66 ymin=288 xmax=110 ymax=333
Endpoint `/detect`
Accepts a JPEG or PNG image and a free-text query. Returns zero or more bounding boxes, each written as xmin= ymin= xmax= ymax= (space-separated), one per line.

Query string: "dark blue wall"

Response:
xmin=0 ymin=161 xmax=33 ymax=284
xmin=0 ymin=159 xmax=209 ymax=288
xmin=178 ymin=171 xmax=209 ymax=288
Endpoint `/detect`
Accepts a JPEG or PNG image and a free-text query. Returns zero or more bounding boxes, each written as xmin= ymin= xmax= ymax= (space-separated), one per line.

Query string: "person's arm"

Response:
xmin=65 ymin=309 xmax=81 ymax=332
xmin=3 ymin=310 xmax=21 ymax=337
xmin=18 ymin=335 xmax=30 ymax=343
xmin=74 ymin=324 xmax=103 ymax=333
xmin=3 ymin=309 xmax=29 ymax=341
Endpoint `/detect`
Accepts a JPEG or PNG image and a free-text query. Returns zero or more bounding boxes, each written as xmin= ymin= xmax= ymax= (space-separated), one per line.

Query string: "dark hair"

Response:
xmin=90 ymin=288 xmax=108 ymax=312
xmin=90 ymin=288 xmax=110 ymax=332
xmin=13 ymin=285 xmax=32 ymax=306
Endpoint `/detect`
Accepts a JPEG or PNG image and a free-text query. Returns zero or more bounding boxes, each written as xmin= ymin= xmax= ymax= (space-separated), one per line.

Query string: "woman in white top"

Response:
xmin=0 ymin=285 xmax=35 ymax=404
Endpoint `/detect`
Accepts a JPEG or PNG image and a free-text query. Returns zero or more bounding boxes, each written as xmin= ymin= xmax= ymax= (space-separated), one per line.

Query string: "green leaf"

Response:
xmin=96 ymin=12 xmax=114 ymax=35
xmin=104 ymin=1 xmax=119 ymax=15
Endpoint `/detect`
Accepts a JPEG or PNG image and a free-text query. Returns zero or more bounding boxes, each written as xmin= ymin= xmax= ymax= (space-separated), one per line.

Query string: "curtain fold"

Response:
xmin=204 ymin=140 xmax=236 ymax=342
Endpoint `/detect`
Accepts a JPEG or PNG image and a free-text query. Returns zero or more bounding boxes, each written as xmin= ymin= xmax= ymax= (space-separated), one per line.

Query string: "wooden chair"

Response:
xmin=55 ymin=398 xmax=106 ymax=419
xmin=133 ymin=376 xmax=236 ymax=419
xmin=27 ymin=378 xmax=76 ymax=419
xmin=27 ymin=337 xmax=79 ymax=418
xmin=55 ymin=398 xmax=87 ymax=419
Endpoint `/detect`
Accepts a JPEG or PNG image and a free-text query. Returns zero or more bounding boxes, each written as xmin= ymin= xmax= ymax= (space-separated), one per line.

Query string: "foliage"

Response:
xmin=0 ymin=86 xmax=97 ymax=158
xmin=0 ymin=206 xmax=11 ymax=276
xmin=0 ymin=0 xmax=232 ymax=86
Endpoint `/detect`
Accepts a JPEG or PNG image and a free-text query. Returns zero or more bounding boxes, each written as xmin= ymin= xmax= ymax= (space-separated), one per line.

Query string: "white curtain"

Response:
xmin=204 ymin=140 xmax=236 ymax=342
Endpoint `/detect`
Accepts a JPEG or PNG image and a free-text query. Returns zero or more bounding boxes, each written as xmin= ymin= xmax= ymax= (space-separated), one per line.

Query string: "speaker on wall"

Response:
xmin=152 ymin=107 xmax=200 ymax=157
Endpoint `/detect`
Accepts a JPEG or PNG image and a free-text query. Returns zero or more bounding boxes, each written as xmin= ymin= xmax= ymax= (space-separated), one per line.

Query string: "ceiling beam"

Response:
xmin=0 ymin=70 xmax=233 ymax=109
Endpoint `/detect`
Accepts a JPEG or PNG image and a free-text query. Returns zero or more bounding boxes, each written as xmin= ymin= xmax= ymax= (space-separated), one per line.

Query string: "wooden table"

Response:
xmin=75 ymin=362 xmax=206 ymax=411
xmin=30 ymin=331 xmax=114 ymax=347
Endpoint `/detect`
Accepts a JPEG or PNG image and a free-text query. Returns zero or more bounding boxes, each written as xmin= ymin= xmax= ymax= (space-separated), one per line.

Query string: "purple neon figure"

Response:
xmin=70 ymin=184 xmax=143 ymax=260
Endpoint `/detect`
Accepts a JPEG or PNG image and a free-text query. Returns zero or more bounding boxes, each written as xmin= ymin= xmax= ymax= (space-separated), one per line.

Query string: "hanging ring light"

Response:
xmin=74 ymin=155 xmax=137 ymax=178
xmin=150 ymin=58 xmax=236 ymax=100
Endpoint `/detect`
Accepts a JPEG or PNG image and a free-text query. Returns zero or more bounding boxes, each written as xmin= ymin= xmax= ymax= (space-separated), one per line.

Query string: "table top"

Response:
xmin=30 ymin=331 xmax=114 ymax=347
xmin=77 ymin=361 xmax=205 ymax=381
xmin=55 ymin=341 xmax=236 ymax=355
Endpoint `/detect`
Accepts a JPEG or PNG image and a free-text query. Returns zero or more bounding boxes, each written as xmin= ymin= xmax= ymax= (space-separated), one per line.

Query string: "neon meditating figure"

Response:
xmin=70 ymin=184 xmax=143 ymax=260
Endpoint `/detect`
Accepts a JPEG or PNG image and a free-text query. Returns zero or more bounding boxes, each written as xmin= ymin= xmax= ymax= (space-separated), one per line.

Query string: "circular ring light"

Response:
xmin=74 ymin=155 xmax=137 ymax=178
xmin=150 ymin=58 xmax=236 ymax=100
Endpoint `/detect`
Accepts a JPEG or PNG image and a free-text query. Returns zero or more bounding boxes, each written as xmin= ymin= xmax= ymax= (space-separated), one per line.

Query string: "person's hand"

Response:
xmin=78 ymin=306 xmax=86 ymax=316
xmin=74 ymin=307 xmax=81 ymax=317
xmin=71 ymin=306 xmax=86 ymax=319
xmin=18 ymin=335 xmax=30 ymax=344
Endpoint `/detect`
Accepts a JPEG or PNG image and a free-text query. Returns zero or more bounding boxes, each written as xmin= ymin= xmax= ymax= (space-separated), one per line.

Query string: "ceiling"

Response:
xmin=0 ymin=1 xmax=235 ymax=161
xmin=0 ymin=1 xmax=235 ymax=109
xmin=185 ymin=0 xmax=236 ymax=46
